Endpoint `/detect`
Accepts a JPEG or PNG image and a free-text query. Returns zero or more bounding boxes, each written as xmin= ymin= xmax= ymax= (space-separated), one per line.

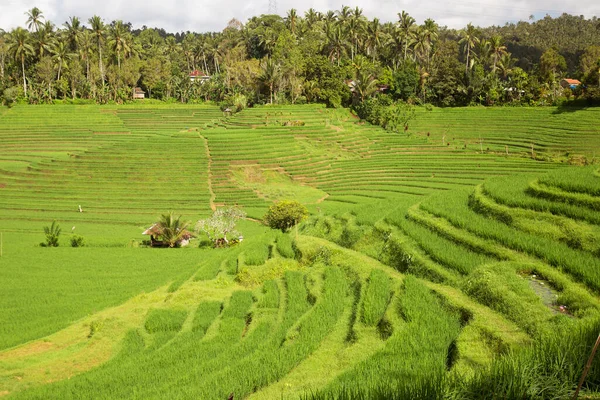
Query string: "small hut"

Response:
xmin=133 ymin=87 xmax=146 ymax=99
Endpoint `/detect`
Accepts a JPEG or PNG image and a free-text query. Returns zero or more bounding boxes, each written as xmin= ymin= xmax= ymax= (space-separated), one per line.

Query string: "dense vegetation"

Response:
xmin=1 ymin=8 xmax=600 ymax=109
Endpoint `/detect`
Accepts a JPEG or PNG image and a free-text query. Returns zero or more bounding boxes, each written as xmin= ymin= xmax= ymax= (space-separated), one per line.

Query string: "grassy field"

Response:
xmin=1 ymin=103 xmax=600 ymax=398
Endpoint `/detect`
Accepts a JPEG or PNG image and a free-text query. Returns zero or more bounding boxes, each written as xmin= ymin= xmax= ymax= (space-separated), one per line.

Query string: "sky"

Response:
xmin=0 ymin=0 xmax=598 ymax=33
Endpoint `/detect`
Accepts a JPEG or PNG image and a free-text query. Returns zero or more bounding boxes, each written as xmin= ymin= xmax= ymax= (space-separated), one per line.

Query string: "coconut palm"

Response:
xmin=259 ymin=56 xmax=281 ymax=104
xmin=78 ymin=30 xmax=94 ymax=80
xmin=88 ymin=15 xmax=106 ymax=85
xmin=108 ymin=20 xmax=129 ymax=70
xmin=305 ymin=8 xmax=319 ymax=29
xmin=285 ymin=9 xmax=299 ymax=35
xmin=398 ymin=11 xmax=416 ymax=61
xmin=32 ymin=26 xmax=54 ymax=58
xmin=490 ymin=35 xmax=507 ymax=73
xmin=352 ymin=56 xmax=378 ymax=102
xmin=25 ymin=7 xmax=44 ymax=33
xmin=325 ymin=23 xmax=348 ymax=66
xmin=7 ymin=27 xmax=34 ymax=96
xmin=156 ymin=212 xmax=192 ymax=248
xmin=459 ymin=23 xmax=480 ymax=75
xmin=51 ymin=41 xmax=74 ymax=81
xmin=0 ymin=29 xmax=7 ymax=79
xmin=365 ymin=18 xmax=382 ymax=62
xmin=64 ymin=16 xmax=82 ymax=52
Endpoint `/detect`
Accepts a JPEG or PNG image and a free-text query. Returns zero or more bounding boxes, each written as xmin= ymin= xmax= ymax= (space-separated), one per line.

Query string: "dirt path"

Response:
xmin=316 ymin=194 xmax=329 ymax=203
xmin=199 ymin=134 xmax=216 ymax=211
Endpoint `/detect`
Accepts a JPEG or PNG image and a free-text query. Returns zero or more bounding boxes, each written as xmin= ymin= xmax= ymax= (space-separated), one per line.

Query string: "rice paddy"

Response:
xmin=1 ymin=103 xmax=600 ymax=398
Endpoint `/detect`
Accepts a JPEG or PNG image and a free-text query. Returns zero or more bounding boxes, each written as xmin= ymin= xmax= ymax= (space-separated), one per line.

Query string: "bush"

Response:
xmin=264 ymin=200 xmax=308 ymax=232
xmin=70 ymin=235 xmax=85 ymax=247
xmin=41 ymin=221 xmax=61 ymax=247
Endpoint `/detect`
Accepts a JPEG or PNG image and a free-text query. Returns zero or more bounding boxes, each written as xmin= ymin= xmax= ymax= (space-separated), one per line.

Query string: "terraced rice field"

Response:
xmin=1 ymin=104 xmax=600 ymax=398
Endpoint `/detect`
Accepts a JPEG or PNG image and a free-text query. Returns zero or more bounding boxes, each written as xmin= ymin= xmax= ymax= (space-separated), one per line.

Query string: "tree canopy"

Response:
xmin=1 ymin=9 xmax=599 ymax=107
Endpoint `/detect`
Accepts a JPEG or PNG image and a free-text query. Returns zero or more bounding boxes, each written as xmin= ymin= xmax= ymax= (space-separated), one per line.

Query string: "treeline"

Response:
xmin=0 ymin=8 xmax=599 ymax=108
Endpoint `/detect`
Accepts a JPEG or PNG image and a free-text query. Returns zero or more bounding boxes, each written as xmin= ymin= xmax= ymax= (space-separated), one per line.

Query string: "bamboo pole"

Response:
xmin=573 ymin=332 xmax=600 ymax=399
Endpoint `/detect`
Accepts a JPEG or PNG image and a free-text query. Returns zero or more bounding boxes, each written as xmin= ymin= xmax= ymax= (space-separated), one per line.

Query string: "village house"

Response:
xmin=560 ymin=79 xmax=581 ymax=89
xmin=189 ymin=70 xmax=211 ymax=84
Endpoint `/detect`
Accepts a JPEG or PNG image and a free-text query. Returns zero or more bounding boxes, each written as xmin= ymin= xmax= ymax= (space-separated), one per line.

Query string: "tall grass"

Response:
xmin=361 ymin=269 xmax=393 ymax=326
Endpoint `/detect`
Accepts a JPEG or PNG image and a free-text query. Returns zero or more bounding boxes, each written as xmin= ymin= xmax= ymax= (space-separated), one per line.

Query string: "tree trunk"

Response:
xmin=203 ymin=54 xmax=208 ymax=74
xmin=21 ymin=55 xmax=27 ymax=97
xmin=98 ymin=38 xmax=104 ymax=85
xmin=270 ymin=83 xmax=273 ymax=104
xmin=465 ymin=46 xmax=470 ymax=75
xmin=117 ymin=50 xmax=121 ymax=70
xmin=57 ymin=63 xmax=62 ymax=82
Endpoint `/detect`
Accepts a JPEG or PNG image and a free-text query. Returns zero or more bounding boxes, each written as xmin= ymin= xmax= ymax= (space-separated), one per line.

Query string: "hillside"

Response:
xmin=0 ymin=104 xmax=600 ymax=398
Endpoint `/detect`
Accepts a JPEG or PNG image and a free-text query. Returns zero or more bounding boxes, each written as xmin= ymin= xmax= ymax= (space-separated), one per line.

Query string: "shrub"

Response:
xmin=70 ymin=235 xmax=85 ymax=247
xmin=264 ymin=200 xmax=308 ymax=232
xmin=41 ymin=221 xmax=61 ymax=247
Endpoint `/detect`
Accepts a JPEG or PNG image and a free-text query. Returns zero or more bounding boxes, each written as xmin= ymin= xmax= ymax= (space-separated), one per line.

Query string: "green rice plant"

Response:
xmin=484 ymin=175 xmax=600 ymax=224
xmin=419 ymin=189 xmax=600 ymax=294
xmin=276 ymin=232 xmax=295 ymax=258
xmin=244 ymin=244 xmax=270 ymax=266
xmin=361 ymin=269 xmax=393 ymax=326
xmin=257 ymin=280 xmax=280 ymax=308
xmin=462 ymin=263 xmax=555 ymax=335
xmin=321 ymin=276 xmax=461 ymax=398
xmin=191 ymin=301 xmax=222 ymax=335
xmin=144 ymin=308 xmax=188 ymax=333
xmin=529 ymin=179 xmax=600 ymax=211
xmin=538 ymin=166 xmax=600 ymax=197
xmin=449 ymin=318 xmax=600 ymax=399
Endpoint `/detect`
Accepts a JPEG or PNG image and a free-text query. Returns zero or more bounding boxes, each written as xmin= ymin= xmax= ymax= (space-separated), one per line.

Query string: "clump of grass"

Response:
xmin=191 ymin=301 xmax=222 ymax=335
xmin=144 ymin=308 xmax=188 ymax=334
xmin=258 ymin=280 xmax=280 ymax=308
xmin=361 ymin=269 xmax=393 ymax=326
xmin=244 ymin=245 xmax=270 ymax=266
xmin=276 ymin=233 xmax=295 ymax=258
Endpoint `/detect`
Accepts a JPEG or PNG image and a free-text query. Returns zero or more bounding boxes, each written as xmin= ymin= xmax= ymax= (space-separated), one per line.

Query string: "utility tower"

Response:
xmin=268 ymin=0 xmax=277 ymax=15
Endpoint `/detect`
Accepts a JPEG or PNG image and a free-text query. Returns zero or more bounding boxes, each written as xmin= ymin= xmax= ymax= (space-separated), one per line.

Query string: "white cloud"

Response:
xmin=1 ymin=0 xmax=599 ymax=33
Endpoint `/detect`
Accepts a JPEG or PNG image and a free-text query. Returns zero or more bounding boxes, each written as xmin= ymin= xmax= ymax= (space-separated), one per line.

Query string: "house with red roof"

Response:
xmin=189 ymin=70 xmax=210 ymax=84
xmin=560 ymin=79 xmax=581 ymax=89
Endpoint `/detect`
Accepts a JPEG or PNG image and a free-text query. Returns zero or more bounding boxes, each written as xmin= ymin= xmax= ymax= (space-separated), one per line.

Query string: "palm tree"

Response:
xmin=156 ymin=212 xmax=192 ymax=248
xmin=365 ymin=18 xmax=382 ymax=62
xmin=286 ymin=9 xmax=299 ymax=35
xmin=305 ymin=8 xmax=318 ymax=29
xmin=88 ymin=15 xmax=106 ymax=85
xmin=108 ymin=20 xmax=129 ymax=70
xmin=346 ymin=11 xmax=365 ymax=61
xmin=64 ymin=16 xmax=82 ymax=52
xmin=352 ymin=56 xmax=378 ymax=102
xmin=32 ymin=26 xmax=54 ymax=58
xmin=25 ymin=7 xmax=44 ymax=32
xmin=259 ymin=57 xmax=281 ymax=104
xmin=51 ymin=41 xmax=73 ymax=81
xmin=421 ymin=18 xmax=438 ymax=70
xmin=459 ymin=23 xmax=480 ymax=75
xmin=7 ymin=27 xmax=34 ymax=96
xmin=326 ymin=24 xmax=348 ymax=66
xmin=0 ymin=29 xmax=7 ymax=79
xmin=398 ymin=11 xmax=416 ymax=61
xmin=79 ymin=30 xmax=94 ymax=80
xmin=490 ymin=35 xmax=507 ymax=73
xmin=497 ymin=53 xmax=515 ymax=79
xmin=476 ymin=38 xmax=491 ymax=70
